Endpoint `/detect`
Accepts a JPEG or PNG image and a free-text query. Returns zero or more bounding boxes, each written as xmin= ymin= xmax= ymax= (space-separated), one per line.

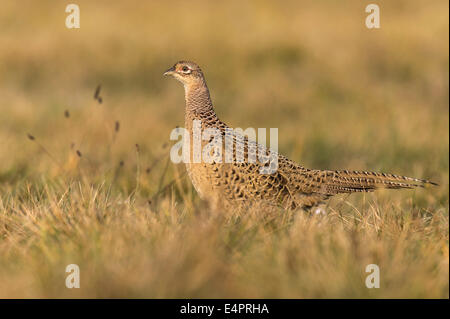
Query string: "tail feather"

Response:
xmin=319 ymin=169 xmax=437 ymax=195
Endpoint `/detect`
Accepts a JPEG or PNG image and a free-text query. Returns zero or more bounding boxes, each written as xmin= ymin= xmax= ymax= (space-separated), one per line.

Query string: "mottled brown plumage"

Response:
xmin=164 ymin=61 xmax=437 ymax=211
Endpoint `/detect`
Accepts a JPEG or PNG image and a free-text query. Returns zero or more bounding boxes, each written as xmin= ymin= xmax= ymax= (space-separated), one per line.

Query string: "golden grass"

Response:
xmin=0 ymin=0 xmax=448 ymax=298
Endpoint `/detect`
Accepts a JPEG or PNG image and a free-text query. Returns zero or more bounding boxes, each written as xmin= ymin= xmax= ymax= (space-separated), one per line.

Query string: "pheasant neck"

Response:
xmin=184 ymin=82 xmax=218 ymax=128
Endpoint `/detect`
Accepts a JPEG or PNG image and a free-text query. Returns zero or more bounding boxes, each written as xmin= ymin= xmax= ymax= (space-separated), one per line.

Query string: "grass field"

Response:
xmin=0 ymin=0 xmax=448 ymax=298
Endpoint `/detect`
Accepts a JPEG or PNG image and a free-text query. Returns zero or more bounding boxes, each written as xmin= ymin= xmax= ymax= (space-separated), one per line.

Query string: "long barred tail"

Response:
xmin=319 ymin=169 xmax=438 ymax=195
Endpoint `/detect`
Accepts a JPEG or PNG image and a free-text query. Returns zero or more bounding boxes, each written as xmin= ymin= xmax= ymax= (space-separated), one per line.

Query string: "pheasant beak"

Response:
xmin=163 ymin=66 xmax=176 ymax=76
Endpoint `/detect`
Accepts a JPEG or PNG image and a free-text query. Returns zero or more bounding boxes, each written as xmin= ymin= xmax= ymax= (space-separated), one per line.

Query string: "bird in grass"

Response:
xmin=164 ymin=61 xmax=437 ymax=211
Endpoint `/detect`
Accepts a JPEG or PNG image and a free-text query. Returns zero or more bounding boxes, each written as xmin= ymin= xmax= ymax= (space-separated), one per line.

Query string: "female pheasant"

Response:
xmin=164 ymin=61 xmax=436 ymax=211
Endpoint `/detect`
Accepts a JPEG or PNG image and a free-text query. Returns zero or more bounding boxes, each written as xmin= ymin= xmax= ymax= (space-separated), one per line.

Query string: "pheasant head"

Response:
xmin=164 ymin=61 xmax=205 ymax=88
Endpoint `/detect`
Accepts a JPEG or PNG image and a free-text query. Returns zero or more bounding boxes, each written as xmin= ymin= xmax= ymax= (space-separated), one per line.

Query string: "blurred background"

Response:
xmin=0 ymin=0 xmax=448 ymax=298
xmin=0 ymin=0 xmax=448 ymax=182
